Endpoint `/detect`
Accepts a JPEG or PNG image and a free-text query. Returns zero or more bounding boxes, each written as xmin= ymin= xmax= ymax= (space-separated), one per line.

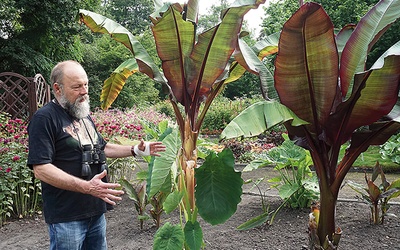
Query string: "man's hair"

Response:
xmin=50 ymin=60 xmax=82 ymax=87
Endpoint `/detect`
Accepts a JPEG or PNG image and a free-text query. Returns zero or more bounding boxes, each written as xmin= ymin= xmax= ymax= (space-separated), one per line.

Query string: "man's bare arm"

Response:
xmin=33 ymin=164 xmax=124 ymax=205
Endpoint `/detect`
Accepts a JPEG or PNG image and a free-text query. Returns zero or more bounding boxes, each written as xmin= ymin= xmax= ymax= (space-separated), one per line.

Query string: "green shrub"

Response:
xmin=380 ymin=133 xmax=400 ymax=165
xmin=201 ymin=96 xmax=263 ymax=134
xmin=154 ymin=100 xmax=176 ymax=118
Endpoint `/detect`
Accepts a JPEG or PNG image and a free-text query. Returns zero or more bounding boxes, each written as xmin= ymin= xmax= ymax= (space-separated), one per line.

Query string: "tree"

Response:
xmin=223 ymin=72 xmax=260 ymax=99
xmin=0 ymin=0 xmax=101 ymax=77
xmin=222 ymin=1 xmax=400 ymax=248
xmin=103 ymin=0 xmax=153 ymax=35
xmin=197 ymin=0 xmax=230 ymax=32
xmin=260 ymin=0 xmax=375 ymax=36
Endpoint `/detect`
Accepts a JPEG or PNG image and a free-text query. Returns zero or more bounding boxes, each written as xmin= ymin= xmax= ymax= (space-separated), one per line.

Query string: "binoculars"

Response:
xmin=81 ymin=144 xmax=107 ymax=178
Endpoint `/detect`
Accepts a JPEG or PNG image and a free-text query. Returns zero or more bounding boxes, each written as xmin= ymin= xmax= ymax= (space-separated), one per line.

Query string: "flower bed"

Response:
xmin=0 ymin=113 xmax=41 ymax=226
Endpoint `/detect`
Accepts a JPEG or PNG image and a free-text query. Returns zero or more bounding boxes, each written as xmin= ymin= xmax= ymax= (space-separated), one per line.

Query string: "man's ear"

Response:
xmin=53 ymin=83 xmax=61 ymax=94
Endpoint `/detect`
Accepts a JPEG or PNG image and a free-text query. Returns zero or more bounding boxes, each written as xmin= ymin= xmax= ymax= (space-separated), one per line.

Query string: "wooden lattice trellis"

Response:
xmin=0 ymin=72 xmax=51 ymax=121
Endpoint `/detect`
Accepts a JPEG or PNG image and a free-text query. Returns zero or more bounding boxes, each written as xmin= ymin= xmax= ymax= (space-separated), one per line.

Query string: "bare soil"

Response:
xmin=1 ymin=166 xmax=400 ymax=250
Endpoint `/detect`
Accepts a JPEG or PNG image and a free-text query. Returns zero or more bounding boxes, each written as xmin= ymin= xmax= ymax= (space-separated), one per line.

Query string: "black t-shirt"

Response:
xmin=27 ymin=101 xmax=107 ymax=224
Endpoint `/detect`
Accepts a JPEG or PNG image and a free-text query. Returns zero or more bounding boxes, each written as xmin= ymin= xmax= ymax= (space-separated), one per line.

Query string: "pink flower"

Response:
xmin=6 ymin=167 xmax=12 ymax=173
xmin=12 ymin=155 xmax=20 ymax=161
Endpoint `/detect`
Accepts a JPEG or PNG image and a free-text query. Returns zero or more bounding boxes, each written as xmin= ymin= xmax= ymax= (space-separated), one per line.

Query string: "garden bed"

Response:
xmin=1 ymin=167 xmax=399 ymax=249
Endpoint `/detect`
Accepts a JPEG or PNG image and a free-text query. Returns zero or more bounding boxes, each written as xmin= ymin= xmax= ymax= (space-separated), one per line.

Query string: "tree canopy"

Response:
xmin=103 ymin=0 xmax=153 ymax=34
xmin=0 ymin=0 xmax=101 ymax=77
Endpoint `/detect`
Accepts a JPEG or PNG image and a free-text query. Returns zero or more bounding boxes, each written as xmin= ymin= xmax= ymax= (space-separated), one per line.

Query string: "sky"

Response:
xmin=175 ymin=0 xmax=271 ymax=36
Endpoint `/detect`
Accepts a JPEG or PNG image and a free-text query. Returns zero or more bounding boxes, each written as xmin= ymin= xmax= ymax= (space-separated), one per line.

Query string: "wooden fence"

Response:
xmin=0 ymin=72 xmax=51 ymax=121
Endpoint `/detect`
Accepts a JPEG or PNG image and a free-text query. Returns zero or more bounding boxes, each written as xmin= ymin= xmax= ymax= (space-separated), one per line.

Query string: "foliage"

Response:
xmin=222 ymin=139 xmax=252 ymax=161
xmin=242 ymin=133 xmax=319 ymax=209
xmin=196 ymin=1 xmax=268 ymax=100
xmin=223 ymin=72 xmax=261 ymax=99
xmin=120 ymin=120 xmax=172 ymax=229
xmin=154 ymin=100 xmax=177 ymax=118
xmin=339 ymin=144 xmax=398 ymax=172
xmin=103 ymin=0 xmax=153 ymax=35
xmin=0 ymin=113 xmax=41 ymax=226
xmin=380 ymin=132 xmax=400 ymax=165
xmin=237 ymin=175 xmax=314 ymax=230
xmin=221 ymin=128 xmax=283 ymax=163
xmin=91 ymin=106 xmax=169 ymax=141
xmin=0 ymin=0 xmax=101 ymax=77
xmin=346 ymin=162 xmax=400 ymax=224
xmin=155 ymin=96 xmax=263 ymax=135
xmin=119 ymin=175 xmax=149 ymax=229
xmin=236 ymin=179 xmax=272 ymax=230
xmin=81 ymin=33 xmax=161 ymax=110
xmin=261 ymin=0 xmax=375 ymax=35
xmin=153 ymin=222 xmax=185 ymax=250
xmin=255 ymin=134 xmax=319 ymax=208
xmin=222 ymin=1 xmax=400 ymax=248
xmin=197 ymin=0 xmax=230 ymax=33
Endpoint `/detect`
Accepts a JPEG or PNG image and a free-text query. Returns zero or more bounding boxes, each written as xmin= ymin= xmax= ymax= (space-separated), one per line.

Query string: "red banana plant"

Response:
xmin=79 ymin=0 xmax=277 ymax=248
xmin=222 ymin=1 xmax=400 ymax=248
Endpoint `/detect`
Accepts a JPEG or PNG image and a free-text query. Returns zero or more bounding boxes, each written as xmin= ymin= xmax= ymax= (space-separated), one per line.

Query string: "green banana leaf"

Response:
xmin=78 ymin=9 xmax=167 ymax=109
xmin=227 ymin=32 xmax=279 ymax=100
xmin=220 ymin=100 xmax=308 ymax=140
xmin=101 ymin=59 xmax=139 ymax=109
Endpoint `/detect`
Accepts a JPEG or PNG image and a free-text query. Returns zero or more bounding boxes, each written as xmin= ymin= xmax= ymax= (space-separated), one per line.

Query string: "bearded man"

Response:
xmin=27 ymin=60 xmax=165 ymax=250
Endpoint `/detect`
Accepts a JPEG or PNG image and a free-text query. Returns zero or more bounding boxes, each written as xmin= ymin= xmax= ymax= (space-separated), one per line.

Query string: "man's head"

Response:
xmin=50 ymin=60 xmax=90 ymax=119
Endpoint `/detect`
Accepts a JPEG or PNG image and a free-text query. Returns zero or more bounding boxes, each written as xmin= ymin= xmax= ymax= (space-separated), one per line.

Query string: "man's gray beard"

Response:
xmin=59 ymin=95 xmax=90 ymax=119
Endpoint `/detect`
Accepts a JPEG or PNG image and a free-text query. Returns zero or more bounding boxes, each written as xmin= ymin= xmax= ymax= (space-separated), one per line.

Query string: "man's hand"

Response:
xmin=135 ymin=139 xmax=166 ymax=157
xmin=86 ymin=170 xmax=124 ymax=205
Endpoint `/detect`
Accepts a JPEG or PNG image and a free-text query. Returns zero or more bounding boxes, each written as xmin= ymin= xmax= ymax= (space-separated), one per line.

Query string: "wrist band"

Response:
xmin=130 ymin=146 xmax=136 ymax=157
xmin=133 ymin=142 xmax=150 ymax=156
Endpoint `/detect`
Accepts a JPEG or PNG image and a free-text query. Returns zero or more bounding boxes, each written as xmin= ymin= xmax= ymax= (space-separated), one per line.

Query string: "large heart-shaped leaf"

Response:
xmin=195 ymin=149 xmax=242 ymax=225
xmin=184 ymin=220 xmax=203 ymax=250
xmin=153 ymin=222 xmax=184 ymax=250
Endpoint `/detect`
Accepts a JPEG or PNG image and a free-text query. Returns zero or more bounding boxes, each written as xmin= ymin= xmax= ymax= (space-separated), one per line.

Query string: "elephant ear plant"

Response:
xmin=222 ymin=1 xmax=400 ymax=249
xmin=79 ymin=0 xmax=276 ymax=249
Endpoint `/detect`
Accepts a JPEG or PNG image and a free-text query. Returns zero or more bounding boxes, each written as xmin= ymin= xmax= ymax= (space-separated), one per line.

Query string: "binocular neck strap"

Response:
xmin=71 ymin=118 xmax=96 ymax=150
